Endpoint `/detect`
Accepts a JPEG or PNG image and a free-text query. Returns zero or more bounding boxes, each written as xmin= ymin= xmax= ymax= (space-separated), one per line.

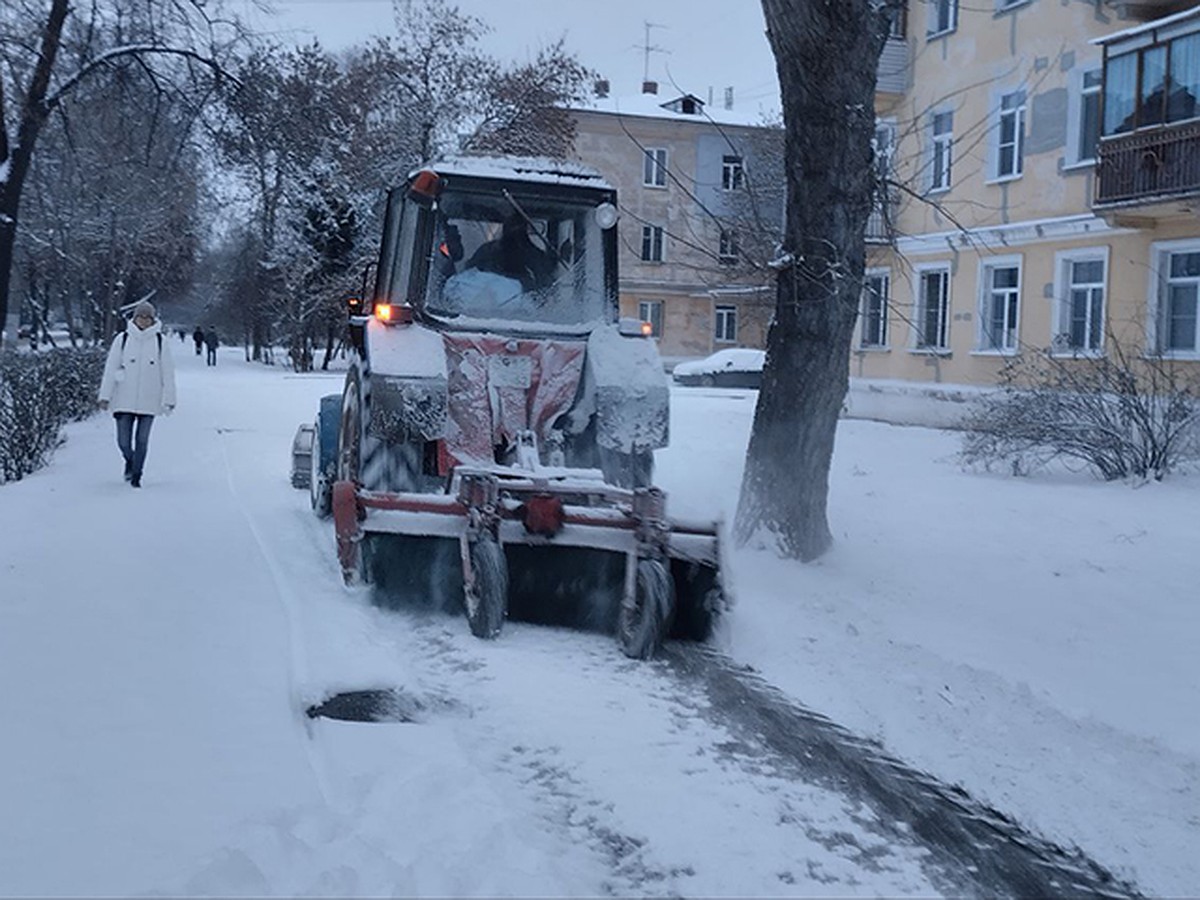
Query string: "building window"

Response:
xmin=643 ymin=148 xmax=667 ymax=187
xmin=638 ymin=300 xmax=663 ymax=337
xmin=1156 ymin=246 xmax=1200 ymax=353
xmin=1072 ymin=68 xmax=1102 ymax=165
xmin=1103 ymin=33 xmax=1200 ymax=135
xmin=860 ymin=271 xmax=890 ymax=348
xmin=889 ymin=2 xmax=907 ymax=39
xmin=979 ymin=259 xmax=1022 ymax=352
xmin=715 ymin=305 xmax=737 ymax=343
xmin=995 ymin=91 xmax=1025 ymax=179
xmin=926 ymin=0 xmax=956 ymax=37
xmin=718 ymin=228 xmax=739 ymax=264
xmin=721 ymin=155 xmax=744 ymax=191
xmin=641 ymin=224 xmax=665 ymax=262
xmin=930 ymin=111 xmax=953 ymax=192
xmin=915 ymin=268 xmax=950 ymax=350
xmin=1054 ymin=251 xmax=1106 ymax=354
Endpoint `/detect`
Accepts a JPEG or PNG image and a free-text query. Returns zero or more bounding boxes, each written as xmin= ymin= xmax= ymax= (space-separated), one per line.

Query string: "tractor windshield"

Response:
xmin=424 ymin=187 xmax=609 ymax=329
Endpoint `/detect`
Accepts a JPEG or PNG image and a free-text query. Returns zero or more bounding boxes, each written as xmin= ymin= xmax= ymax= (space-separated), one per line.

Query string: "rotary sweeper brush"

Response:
xmin=292 ymin=156 xmax=726 ymax=658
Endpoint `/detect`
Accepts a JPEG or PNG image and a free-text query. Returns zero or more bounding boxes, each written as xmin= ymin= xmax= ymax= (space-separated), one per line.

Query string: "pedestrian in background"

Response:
xmin=204 ymin=327 xmax=219 ymax=366
xmin=98 ymin=300 xmax=176 ymax=488
xmin=192 ymin=325 xmax=204 ymax=356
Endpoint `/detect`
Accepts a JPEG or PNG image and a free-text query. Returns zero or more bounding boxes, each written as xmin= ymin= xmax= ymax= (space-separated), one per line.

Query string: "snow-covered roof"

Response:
xmin=570 ymin=91 xmax=776 ymax=129
xmin=1092 ymin=4 xmax=1200 ymax=46
xmin=415 ymin=155 xmax=613 ymax=192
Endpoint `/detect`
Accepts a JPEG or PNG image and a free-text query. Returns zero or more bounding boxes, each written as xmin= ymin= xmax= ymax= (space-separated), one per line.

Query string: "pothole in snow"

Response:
xmin=305 ymin=688 xmax=421 ymax=723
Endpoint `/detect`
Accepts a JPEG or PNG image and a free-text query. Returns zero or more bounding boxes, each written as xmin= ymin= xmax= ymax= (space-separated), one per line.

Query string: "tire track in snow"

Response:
xmin=665 ymin=643 xmax=1144 ymax=899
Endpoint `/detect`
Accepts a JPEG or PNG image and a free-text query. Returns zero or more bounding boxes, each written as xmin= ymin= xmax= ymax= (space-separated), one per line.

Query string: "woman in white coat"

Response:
xmin=98 ymin=300 xmax=177 ymax=487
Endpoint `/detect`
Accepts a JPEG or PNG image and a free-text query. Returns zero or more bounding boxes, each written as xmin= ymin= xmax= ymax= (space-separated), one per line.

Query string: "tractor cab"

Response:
xmin=369 ymin=159 xmax=621 ymax=337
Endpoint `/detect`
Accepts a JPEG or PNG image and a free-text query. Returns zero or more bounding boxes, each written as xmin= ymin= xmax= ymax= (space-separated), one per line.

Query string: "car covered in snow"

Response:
xmin=671 ymin=348 xmax=765 ymax=388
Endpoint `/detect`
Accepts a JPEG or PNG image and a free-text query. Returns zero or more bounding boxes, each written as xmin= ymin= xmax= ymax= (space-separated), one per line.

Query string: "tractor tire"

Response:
xmin=337 ymin=368 xmax=364 ymax=485
xmin=618 ymin=558 xmax=673 ymax=659
xmin=466 ymin=538 xmax=508 ymax=639
xmin=310 ymin=419 xmax=332 ymax=518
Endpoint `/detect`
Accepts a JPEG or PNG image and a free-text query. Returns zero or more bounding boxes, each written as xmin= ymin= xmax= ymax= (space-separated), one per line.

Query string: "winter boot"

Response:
xmin=130 ymin=473 xmax=142 ymax=488
xmin=124 ymin=459 xmax=134 ymax=482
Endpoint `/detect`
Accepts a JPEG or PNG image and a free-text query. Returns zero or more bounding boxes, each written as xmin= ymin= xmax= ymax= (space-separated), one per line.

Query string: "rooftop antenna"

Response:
xmin=635 ymin=21 xmax=669 ymax=85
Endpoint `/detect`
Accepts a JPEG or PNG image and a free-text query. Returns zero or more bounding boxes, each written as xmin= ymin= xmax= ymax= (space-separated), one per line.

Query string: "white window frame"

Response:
xmin=721 ymin=155 xmax=744 ymax=191
xmin=976 ymin=254 xmax=1023 ymax=354
xmin=638 ymin=300 xmax=663 ymax=338
xmin=714 ymin=305 xmax=737 ymax=343
xmin=912 ymin=264 xmax=952 ymax=353
xmin=995 ymin=0 xmax=1031 ymax=10
xmin=860 ymin=269 xmax=891 ymax=349
xmin=1065 ymin=66 xmax=1103 ymax=169
xmin=641 ymin=224 xmax=665 ymax=262
xmin=993 ymin=91 xmax=1026 ymax=181
xmin=1052 ymin=247 xmax=1108 ymax=357
xmin=929 ymin=111 xmax=953 ymax=193
xmin=643 ymin=147 xmax=668 ymax=188
xmin=1148 ymin=239 xmax=1200 ymax=358
xmin=926 ymin=0 xmax=957 ymax=38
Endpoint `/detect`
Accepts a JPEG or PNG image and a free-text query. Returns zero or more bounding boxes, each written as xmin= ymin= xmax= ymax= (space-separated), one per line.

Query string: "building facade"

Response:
xmin=570 ymin=89 xmax=784 ymax=362
xmin=865 ymin=0 xmax=1200 ymax=387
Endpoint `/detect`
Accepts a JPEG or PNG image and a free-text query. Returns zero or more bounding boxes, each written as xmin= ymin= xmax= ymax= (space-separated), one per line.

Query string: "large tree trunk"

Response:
xmin=734 ymin=0 xmax=896 ymax=561
xmin=0 ymin=0 xmax=69 ymax=346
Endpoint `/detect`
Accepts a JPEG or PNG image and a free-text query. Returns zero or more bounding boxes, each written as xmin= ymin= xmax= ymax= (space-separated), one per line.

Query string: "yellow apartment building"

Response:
xmin=863 ymin=0 xmax=1200 ymax=403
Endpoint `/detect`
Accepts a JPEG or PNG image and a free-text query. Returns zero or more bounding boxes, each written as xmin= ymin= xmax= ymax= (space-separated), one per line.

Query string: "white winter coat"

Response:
xmin=98 ymin=320 xmax=177 ymax=415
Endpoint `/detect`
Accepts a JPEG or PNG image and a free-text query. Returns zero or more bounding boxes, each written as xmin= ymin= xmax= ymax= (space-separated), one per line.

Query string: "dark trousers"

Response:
xmin=206 ymin=347 xmax=217 ymax=365
xmin=114 ymin=412 xmax=154 ymax=478
xmin=194 ymin=340 xmax=202 ymax=355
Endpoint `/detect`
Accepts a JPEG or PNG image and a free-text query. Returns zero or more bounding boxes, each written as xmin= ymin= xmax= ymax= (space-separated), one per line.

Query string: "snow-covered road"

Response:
xmin=3 ymin=342 xmax=1196 ymax=896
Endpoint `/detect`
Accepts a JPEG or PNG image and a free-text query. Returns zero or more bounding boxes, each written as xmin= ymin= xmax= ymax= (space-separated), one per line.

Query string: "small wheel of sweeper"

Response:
xmin=466 ymin=537 xmax=508 ymax=639
xmin=618 ymin=558 xmax=673 ymax=659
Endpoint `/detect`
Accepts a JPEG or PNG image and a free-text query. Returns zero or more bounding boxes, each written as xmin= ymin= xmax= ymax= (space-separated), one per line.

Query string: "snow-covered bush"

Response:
xmin=0 ymin=348 xmax=106 ymax=483
xmin=960 ymin=343 xmax=1200 ymax=481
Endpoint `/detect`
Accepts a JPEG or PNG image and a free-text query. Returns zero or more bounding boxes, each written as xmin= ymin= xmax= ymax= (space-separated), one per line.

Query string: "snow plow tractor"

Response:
xmin=293 ymin=157 xmax=725 ymax=658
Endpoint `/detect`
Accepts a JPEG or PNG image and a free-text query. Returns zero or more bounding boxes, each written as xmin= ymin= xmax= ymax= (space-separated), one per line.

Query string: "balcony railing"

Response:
xmin=1094 ymin=120 xmax=1200 ymax=207
xmin=1108 ymin=1 xmax=1195 ymax=21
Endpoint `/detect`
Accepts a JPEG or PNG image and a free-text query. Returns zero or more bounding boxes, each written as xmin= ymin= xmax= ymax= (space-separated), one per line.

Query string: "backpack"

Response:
xmin=119 ymin=331 xmax=163 ymax=356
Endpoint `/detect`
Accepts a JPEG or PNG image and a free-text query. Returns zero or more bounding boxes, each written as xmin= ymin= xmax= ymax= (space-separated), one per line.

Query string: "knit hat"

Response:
xmin=133 ymin=300 xmax=157 ymax=320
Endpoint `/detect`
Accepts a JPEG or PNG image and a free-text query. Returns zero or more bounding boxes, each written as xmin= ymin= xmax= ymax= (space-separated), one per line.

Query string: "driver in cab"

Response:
xmin=465 ymin=214 xmax=556 ymax=290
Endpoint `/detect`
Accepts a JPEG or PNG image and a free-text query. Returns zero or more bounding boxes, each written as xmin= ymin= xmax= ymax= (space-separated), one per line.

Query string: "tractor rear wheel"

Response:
xmin=618 ymin=558 xmax=673 ymax=659
xmin=337 ymin=368 xmax=363 ymax=484
xmin=466 ymin=538 xmax=508 ymax=639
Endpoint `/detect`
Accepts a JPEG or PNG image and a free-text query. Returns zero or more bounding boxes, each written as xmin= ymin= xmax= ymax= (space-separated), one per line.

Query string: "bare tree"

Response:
xmin=735 ymin=0 xmax=904 ymax=561
xmin=0 ymin=0 xmax=235 ymax=346
xmin=466 ymin=39 xmax=594 ymax=158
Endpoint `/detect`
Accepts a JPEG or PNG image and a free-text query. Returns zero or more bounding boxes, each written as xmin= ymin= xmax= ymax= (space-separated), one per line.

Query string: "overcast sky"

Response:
xmin=236 ymin=0 xmax=780 ymax=117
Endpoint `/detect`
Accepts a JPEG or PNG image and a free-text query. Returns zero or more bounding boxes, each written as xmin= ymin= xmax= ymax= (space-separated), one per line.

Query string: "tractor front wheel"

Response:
xmin=310 ymin=418 xmax=332 ymax=518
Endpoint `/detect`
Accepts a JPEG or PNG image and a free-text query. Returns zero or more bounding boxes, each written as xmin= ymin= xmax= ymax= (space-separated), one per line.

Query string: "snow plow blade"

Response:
xmin=331 ymin=469 xmax=725 ymax=657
